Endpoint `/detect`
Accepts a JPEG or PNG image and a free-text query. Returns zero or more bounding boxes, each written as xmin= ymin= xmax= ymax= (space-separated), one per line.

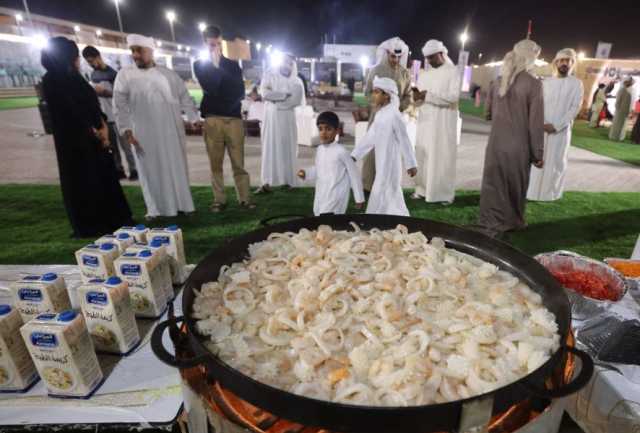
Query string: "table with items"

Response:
xmin=0 ymin=224 xmax=192 ymax=431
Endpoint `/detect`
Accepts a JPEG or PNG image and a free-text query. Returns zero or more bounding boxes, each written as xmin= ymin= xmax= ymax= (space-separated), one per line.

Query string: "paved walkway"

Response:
xmin=1 ymin=107 xmax=638 ymax=192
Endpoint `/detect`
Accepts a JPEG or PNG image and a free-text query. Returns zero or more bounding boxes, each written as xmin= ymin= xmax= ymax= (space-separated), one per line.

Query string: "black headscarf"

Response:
xmin=41 ymin=37 xmax=80 ymax=78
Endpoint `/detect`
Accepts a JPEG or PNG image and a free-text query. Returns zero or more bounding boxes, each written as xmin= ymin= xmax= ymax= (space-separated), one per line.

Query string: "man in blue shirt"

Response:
xmin=193 ymin=26 xmax=254 ymax=212
xmin=82 ymin=46 xmax=138 ymax=181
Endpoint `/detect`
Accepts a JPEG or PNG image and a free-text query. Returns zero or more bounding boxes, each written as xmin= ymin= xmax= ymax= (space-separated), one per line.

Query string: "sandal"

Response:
xmin=254 ymin=186 xmax=272 ymax=195
xmin=209 ymin=203 xmax=227 ymax=213
xmin=240 ymin=202 xmax=257 ymax=210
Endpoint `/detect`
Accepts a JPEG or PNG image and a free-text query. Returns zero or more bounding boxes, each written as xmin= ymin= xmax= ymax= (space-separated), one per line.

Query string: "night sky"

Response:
xmin=1 ymin=0 xmax=638 ymax=62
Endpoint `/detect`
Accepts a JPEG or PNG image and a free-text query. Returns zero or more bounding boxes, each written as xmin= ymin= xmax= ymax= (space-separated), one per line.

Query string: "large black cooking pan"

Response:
xmin=152 ymin=214 xmax=593 ymax=433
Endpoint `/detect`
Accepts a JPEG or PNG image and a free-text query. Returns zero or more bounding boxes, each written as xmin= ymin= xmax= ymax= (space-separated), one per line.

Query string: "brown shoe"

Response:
xmin=240 ymin=201 xmax=257 ymax=210
xmin=209 ymin=202 xmax=227 ymax=213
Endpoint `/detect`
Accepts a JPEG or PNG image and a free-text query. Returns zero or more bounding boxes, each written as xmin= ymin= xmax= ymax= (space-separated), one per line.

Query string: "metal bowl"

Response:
xmin=535 ymin=251 xmax=629 ymax=321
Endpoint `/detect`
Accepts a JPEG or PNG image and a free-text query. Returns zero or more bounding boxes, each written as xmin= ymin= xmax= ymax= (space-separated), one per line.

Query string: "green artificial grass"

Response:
xmin=458 ymin=98 xmax=484 ymax=118
xmin=571 ymin=120 xmax=640 ymax=166
xmin=459 ymin=99 xmax=640 ymax=167
xmin=353 ymin=92 xmax=368 ymax=107
xmin=0 ymin=96 xmax=39 ymax=111
xmin=1 ymin=185 xmax=638 ymax=265
xmin=188 ymin=88 xmax=203 ymax=106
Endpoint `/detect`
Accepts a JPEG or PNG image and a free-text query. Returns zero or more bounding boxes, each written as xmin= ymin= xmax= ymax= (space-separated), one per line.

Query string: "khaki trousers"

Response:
xmin=203 ymin=116 xmax=250 ymax=204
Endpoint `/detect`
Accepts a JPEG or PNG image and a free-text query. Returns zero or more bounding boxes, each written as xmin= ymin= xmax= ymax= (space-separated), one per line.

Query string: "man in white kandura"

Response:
xmin=113 ymin=34 xmax=199 ymax=219
xmin=362 ymin=37 xmax=412 ymax=193
xmin=256 ymin=53 xmax=305 ymax=194
xmin=413 ymin=39 xmax=461 ymax=204
xmin=352 ymin=77 xmax=417 ymax=216
xmin=527 ymin=48 xmax=583 ymax=202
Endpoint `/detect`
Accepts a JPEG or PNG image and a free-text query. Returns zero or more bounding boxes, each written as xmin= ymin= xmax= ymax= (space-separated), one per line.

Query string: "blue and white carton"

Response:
xmin=9 ymin=273 xmax=72 ymax=322
xmin=114 ymin=224 xmax=149 ymax=243
xmin=114 ymin=249 xmax=170 ymax=318
xmin=75 ymin=243 xmax=119 ymax=283
xmin=94 ymin=233 xmax=134 ymax=255
xmin=20 ymin=310 xmax=103 ymax=398
xmin=0 ymin=305 xmax=39 ymax=392
xmin=78 ymin=277 xmax=140 ymax=355
xmin=148 ymin=225 xmax=187 ymax=284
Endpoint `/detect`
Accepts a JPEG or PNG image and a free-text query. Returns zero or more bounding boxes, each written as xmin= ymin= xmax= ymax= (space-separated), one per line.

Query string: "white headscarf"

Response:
xmin=499 ymin=39 xmax=541 ymax=97
xmin=552 ymin=48 xmax=577 ymax=76
xmin=373 ymin=75 xmax=400 ymax=109
xmin=269 ymin=53 xmax=307 ymax=107
xmin=375 ymin=37 xmax=409 ymax=68
xmin=421 ymin=39 xmax=454 ymax=66
xmin=126 ymin=34 xmax=155 ymax=50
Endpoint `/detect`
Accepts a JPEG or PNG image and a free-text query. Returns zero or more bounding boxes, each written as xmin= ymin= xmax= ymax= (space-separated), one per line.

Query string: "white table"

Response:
xmin=0 ymin=265 xmax=184 ymax=429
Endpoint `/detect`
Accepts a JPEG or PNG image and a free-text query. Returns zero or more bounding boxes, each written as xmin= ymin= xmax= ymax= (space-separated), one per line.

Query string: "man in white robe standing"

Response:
xmin=527 ymin=48 xmax=583 ymax=202
xmin=256 ymin=53 xmax=305 ymax=193
xmin=413 ymin=40 xmax=461 ymax=204
xmin=362 ymin=37 xmax=412 ymax=193
xmin=113 ymin=34 xmax=199 ymax=219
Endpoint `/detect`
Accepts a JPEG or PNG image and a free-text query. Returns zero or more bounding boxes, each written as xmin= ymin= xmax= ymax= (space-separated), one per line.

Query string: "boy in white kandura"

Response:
xmin=351 ymin=76 xmax=417 ymax=216
xmin=298 ymin=111 xmax=365 ymax=215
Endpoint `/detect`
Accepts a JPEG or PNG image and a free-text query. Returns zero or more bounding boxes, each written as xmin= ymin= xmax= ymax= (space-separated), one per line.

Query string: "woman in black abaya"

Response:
xmin=41 ymin=37 xmax=133 ymax=237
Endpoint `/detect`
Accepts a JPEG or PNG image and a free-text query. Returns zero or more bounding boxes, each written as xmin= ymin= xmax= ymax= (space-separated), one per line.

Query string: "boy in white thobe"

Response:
xmin=298 ymin=112 xmax=364 ymax=215
xmin=413 ymin=40 xmax=461 ymax=204
xmin=256 ymin=54 xmax=305 ymax=193
xmin=113 ymin=34 xmax=199 ymax=219
xmin=527 ymin=49 xmax=583 ymax=202
xmin=351 ymin=77 xmax=417 ymax=216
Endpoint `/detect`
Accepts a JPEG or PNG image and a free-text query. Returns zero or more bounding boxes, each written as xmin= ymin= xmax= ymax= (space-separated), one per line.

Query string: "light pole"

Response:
xmin=73 ymin=25 xmax=80 ymax=42
xmin=459 ymin=31 xmax=469 ymax=52
xmin=21 ymin=0 xmax=33 ymax=27
xmin=15 ymin=13 xmax=23 ymax=35
xmin=198 ymin=22 xmax=206 ymax=33
xmin=113 ymin=0 xmax=124 ymax=33
xmin=166 ymin=11 xmax=176 ymax=42
xmin=96 ymin=29 xmax=102 ymax=44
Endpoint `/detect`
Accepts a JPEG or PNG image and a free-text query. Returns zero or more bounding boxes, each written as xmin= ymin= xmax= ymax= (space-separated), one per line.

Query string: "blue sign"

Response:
xmin=30 ymin=332 xmax=58 ymax=347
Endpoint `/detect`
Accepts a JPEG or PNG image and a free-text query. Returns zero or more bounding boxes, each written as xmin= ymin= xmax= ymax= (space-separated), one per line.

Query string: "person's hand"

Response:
xmin=543 ymin=124 xmax=557 ymax=134
xmin=125 ymin=130 xmax=143 ymax=155
xmin=413 ymin=90 xmax=427 ymax=102
xmin=297 ymin=169 xmax=306 ymax=180
xmin=533 ymin=160 xmax=544 ymax=168
xmin=355 ymin=202 xmax=364 ymax=210
xmin=407 ymin=167 xmax=417 ymax=177
xmin=94 ymin=84 xmax=106 ymax=96
xmin=94 ymin=121 xmax=110 ymax=148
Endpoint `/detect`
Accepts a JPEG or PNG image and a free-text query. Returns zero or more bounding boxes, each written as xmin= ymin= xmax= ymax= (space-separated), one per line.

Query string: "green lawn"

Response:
xmin=188 ymin=88 xmax=203 ymax=105
xmin=458 ymin=98 xmax=640 ymax=167
xmin=458 ymin=98 xmax=484 ymax=118
xmin=1 ymin=185 xmax=638 ymax=265
xmin=571 ymin=120 xmax=640 ymax=166
xmin=0 ymin=96 xmax=38 ymax=111
xmin=353 ymin=92 xmax=368 ymax=107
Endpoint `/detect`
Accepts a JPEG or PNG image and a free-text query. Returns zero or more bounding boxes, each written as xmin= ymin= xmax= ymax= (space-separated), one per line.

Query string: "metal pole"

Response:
xmin=22 ymin=0 xmax=33 ymax=27
xmin=170 ymin=22 xmax=175 ymax=42
xmin=114 ymin=0 xmax=124 ymax=33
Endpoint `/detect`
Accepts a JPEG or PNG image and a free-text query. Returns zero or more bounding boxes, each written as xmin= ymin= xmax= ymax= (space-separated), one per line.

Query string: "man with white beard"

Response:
xmin=413 ymin=40 xmax=461 ymax=204
xmin=255 ymin=53 xmax=305 ymax=193
xmin=113 ymin=34 xmax=199 ymax=219
xmin=527 ymin=48 xmax=583 ymax=202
